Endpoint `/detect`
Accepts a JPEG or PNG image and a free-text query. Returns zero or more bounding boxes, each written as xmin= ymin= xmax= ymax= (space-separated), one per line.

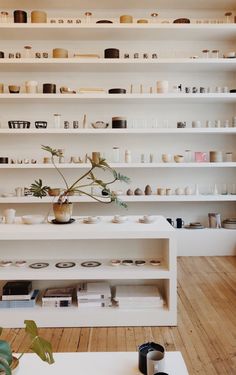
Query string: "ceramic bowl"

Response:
xmin=21 ymin=215 xmax=44 ymax=224
xmin=8 ymin=85 xmax=20 ymax=94
xmin=91 ymin=121 xmax=109 ymax=129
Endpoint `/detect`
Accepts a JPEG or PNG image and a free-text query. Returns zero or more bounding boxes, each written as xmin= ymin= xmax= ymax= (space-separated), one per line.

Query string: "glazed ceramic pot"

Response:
xmin=120 ymin=15 xmax=133 ymax=23
xmin=53 ymin=48 xmax=68 ymax=58
xmin=14 ymin=10 xmax=27 ymax=23
xmin=53 ymin=202 xmax=73 ymax=223
xmin=31 ymin=10 xmax=47 ymax=23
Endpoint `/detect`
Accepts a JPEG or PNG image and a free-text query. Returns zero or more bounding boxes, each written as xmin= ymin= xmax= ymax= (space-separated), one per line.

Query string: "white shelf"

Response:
xmin=0 ymin=195 xmax=235 ymax=204
xmin=0 ymin=215 xmax=175 ymax=240
xmin=0 ymin=258 xmax=169 ymax=280
xmin=2 ymin=0 xmax=235 ymax=10
xmin=1 ymin=58 xmax=236 ymax=73
xmin=0 ymin=24 xmax=235 ymax=41
xmin=0 ymin=162 xmax=235 ymax=169
xmin=0 ymin=304 xmax=173 ymax=328
xmin=1 ymin=128 xmax=236 ymax=135
xmin=1 ymin=93 xmax=236 ymax=103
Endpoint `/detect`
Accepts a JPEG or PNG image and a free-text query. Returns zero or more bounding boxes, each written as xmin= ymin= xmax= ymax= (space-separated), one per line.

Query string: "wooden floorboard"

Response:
xmin=2 ymin=256 xmax=236 ymax=375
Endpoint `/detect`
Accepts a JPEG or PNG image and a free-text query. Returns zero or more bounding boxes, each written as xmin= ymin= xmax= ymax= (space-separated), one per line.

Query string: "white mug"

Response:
xmin=156 ymin=80 xmax=169 ymax=94
xmin=25 ymin=80 xmax=38 ymax=93
xmin=147 ymin=350 xmax=165 ymax=375
xmin=3 ymin=208 xmax=16 ymax=224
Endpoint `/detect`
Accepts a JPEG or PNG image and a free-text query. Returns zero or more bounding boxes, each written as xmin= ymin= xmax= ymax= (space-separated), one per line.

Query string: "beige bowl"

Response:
xmin=174 ymin=154 xmax=184 ymax=163
xmin=22 ymin=215 xmax=44 ymax=224
xmin=9 ymin=85 xmax=20 ymax=93
xmin=53 ymin=48 xmax=68 ymax=58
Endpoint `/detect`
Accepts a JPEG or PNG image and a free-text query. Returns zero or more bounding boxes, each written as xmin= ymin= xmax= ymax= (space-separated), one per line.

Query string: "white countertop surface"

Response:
xmin=0 ymin=215 xmax=175 ymax=240
xmin=17 ymin=351 xmax=189 ymax=375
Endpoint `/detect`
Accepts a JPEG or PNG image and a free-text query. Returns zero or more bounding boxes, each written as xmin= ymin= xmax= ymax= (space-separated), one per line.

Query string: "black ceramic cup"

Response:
xmin=14 ymin=10 xmax=27 ymax=23
xmin=108 ymin=88 xmax=126 ymax=94
xmin=0 ymin=52 xmax=4 ymax=58
xmin=104 ymin=48 xmax=120 ymax=58
xmin=138 ymin=342 xmax=165 ymax=375
xmin=112 ymin=117 xmax=127 ymax=128
xmin=0 ymin=157 xmax=9 ymax=164
xmin=176 ymin=218 xmax=184 ymax=228
xmin=166 ymin=218 xmax=174 ymax=226
xmin=43 ymin=83 xmax=56 ymax=93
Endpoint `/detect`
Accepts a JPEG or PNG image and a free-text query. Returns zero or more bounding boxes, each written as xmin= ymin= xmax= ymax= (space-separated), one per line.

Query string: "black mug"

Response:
xmin=166 ymin=218 xmax=174 ymax=226
xmin=138 ymin=342 xmax=165 ymax=375
xmin=14 ymin=10 xmax=27 ymax=23
xmin=176 ymin=218 xmax=184 ymax=228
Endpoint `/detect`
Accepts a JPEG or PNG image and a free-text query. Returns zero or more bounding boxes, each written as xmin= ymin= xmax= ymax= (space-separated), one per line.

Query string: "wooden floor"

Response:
xmin=1 ymin=257 xmax=236 ymax=375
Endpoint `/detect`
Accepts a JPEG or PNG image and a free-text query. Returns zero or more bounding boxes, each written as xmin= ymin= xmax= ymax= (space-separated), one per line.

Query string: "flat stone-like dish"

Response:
xmin=29 ymin=262 xmax=49 ymax=269
xmin=81 ymin=261 xmax=101 ymax=267
xmin=55 ymin=262 xmax=76 ymax=268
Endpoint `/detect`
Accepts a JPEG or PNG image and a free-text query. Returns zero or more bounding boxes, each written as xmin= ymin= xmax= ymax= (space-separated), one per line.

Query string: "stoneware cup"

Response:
xmin=3 ymin=208 xmax=16 ymax=224
xmin=147 ymin=350 xmax=165 ymax=375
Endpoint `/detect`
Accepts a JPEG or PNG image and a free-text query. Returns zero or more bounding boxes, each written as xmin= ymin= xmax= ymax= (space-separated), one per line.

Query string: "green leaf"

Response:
xmin=0 ymin=341 xmax=12 ymax=367
xmin=29 ymin=179 xmax=50 ymax=198
xmin=24 ymin=321 xmax=54 ymax=365
xmin=0 ymin=357 xmax=11 ymax=375
xmin=41 ymin=145 xmax=61 ymax=157
xmin=115 ymin=172 xmax=130 ymax=184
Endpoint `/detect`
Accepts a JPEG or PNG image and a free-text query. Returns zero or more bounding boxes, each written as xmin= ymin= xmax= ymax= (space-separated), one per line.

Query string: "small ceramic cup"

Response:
xmin=3 ymin=208 xmax=16 ymax=224
xmin=174 ymin=154 xmax=184 ymax=163
xmin=162 ymin=153 xmax=172 ymax=163
xmin=8 ymin=85 xmax=20 ymax=94
xmin=25 ymin=81 xmax=38 ymax=93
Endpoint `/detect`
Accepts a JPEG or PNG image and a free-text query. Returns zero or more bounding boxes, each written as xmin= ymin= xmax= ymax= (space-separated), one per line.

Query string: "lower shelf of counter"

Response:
xmin=0 ymin=304 xmax=176 ymax=328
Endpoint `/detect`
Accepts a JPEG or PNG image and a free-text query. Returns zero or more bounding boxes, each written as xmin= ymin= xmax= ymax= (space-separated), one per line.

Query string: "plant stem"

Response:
xmin=76 ymin=189 xmax=112 ymax=204
xmin=17 ymin=336 xmax=38 ymax=361
xmin=51 ymin=155 xmax=69 ymax=190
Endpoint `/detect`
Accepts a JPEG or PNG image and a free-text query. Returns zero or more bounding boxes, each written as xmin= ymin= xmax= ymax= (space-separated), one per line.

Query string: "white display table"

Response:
xmin=18 ymin=352 xmax=189 ymax=375
xmin=0 ymin=216 xmax=177 ymax=327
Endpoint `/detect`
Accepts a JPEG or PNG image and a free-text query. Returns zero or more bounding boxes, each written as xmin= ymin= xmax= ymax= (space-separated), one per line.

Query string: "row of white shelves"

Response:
xmin=0 ymin=128 xmax=236 ymax=134
xmin=0 ymin=58 xmax=236 ymax=72
xmin=1 ymin=94 xmax=236 ymax=103
xmin=0 ymin=24 xmax=235 ymax=41
xmin=0 ymin=195 xmax=235 ymax=204
xmin=2 ymin=0 xmax=235 ymax=10
xmin=0 ymin=162 xmax=235 ymax=169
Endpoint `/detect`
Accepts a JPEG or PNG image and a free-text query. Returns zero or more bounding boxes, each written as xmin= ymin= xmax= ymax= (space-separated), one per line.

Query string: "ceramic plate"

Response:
xmin=51 ymin=218 xmax=75 ymax=224
xmin=185 ymin=225 xmax=205 ymax=229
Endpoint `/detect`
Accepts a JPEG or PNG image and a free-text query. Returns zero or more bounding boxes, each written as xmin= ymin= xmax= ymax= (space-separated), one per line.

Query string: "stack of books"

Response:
xmin=0 ymin=280 xmax=39 ymax=308
xmin=42 ymin=287 xmax=74 ymax=308
xmin=114 ymin=285 xmax=164 ymax=309
xmin=77 ymin=282 xmax=111 ymax=308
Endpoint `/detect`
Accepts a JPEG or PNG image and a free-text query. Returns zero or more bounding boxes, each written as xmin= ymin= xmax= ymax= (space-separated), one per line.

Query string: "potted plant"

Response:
xmin=0 ymin=320 xmax=54 ymax=374
xmin=30 ymin=145 xmax=130 ymax=223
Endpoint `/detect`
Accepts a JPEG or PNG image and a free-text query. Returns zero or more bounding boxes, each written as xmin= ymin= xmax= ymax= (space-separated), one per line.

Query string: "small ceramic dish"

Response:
xmin=14 ymin=260 xmax=27 ymax=267
xmin=150 ymin=260 xmax=161 ymax=266
xmin=110 ymin=259 xmax=121 ymax=266
xmin=21 ymin=215 xmax=44 ymax=224
xmin=0 ymin=261 xmax=12 ymax=267
xmin=122 ymin=260 xmax=133 ymax=266
xmin=111 ymin=215 xmax=127 ymax=224
xmin=135 ymin=260 xmax=146 ymax=266
xmin=60 ymin=86 xmax=76 ymax=94
xmin=83 ymin=216 xmax=100 ymax=224
xmin=91 ymin=121 xmax=109 ymax=129
xmin=139 ymin=215 xmax=154 ymax=224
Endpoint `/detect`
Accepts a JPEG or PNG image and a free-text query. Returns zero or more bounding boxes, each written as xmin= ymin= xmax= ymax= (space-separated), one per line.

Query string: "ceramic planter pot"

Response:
xmin=53 ymin=202 xmax=73 ymax=223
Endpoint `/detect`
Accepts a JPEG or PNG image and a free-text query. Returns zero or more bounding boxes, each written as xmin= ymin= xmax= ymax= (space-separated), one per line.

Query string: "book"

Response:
xmin=43 ymin=287 xmax=74 ymax=298
xmin=2 ymin=289 xmax=34 ymax=301
xmin=0 ymin=290 xmax=39 ymax=308
xmin=77 ymin=282 xmax=111 ymax=299
xmin=115 ymin=285 xmax=162 ymax=301
xmin=3 ymin=281 xmax=32 ymax=296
